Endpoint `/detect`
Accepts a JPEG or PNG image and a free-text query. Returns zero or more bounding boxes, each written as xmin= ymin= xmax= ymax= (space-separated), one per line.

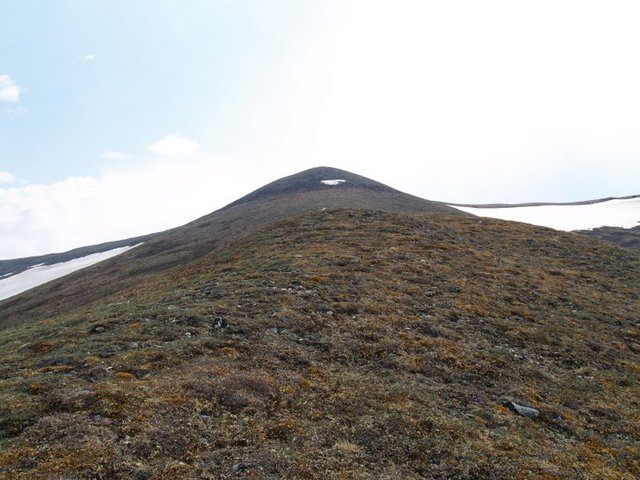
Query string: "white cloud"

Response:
xmin=4 ymin=105 xmax=28 ymax=116
xmin=101 ymin=151 xmax=130 ymax=162
xmin=81 ymin=54 xmax=96 ymax=61
xmin=148 ymin=133 xmax=201 ymax=157
xmin=0 ymin=172 xmax=16 ymax=184
xmin=0 ymin=75 xmax=21 ymax=103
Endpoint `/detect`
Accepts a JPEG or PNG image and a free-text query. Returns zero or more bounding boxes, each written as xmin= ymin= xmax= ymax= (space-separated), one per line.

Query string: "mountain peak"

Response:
xmin=223 ymin=166 xmax=395 ymax=209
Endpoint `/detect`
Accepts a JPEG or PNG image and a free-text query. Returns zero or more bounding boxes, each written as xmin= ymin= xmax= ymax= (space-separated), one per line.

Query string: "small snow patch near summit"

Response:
xmin=321 ymin=179 xmax=346 ymax=186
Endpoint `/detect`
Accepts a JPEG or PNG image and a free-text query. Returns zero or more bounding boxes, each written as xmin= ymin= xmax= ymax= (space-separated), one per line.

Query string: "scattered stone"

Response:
xmin=213 ymin=316 xmax=228 ymax=329
xmin=232 ymin=462 xmax=249 ymax=474
xmin=89 ymin=325 xmax=106 ymax=334
xmin=36 ymin=356 xmax=77 ymax=368
xmin=128 ymin=342 xmax=139 ymax=349
xmin=81 ymin=365 xmax=110 ymax=381
xmin=505 ymin=401 xmax=540 ymax=419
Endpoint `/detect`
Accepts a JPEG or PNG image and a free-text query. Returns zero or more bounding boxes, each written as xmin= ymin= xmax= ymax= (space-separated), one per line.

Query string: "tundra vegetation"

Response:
xmin=0 ymin=210 xmax=638 ymax=479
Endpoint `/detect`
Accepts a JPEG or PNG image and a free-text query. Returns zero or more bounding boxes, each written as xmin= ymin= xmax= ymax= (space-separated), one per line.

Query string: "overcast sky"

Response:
xmin=2 ymin=0 xmax=640 ymax=259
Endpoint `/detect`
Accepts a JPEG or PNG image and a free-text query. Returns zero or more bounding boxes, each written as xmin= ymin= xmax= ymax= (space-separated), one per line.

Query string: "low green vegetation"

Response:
xmin=0 ymin=210 xmax=638 ymax=479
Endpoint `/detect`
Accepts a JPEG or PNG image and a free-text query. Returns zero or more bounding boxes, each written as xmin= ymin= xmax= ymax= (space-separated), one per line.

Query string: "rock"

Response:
xmin=36 ymin=356 xmax=77 ymax=368
xmin=128 ymin=342 xmax=139 ymax=349
xmin=89 ymin=325 xmax=106 ymax=334
xmin=506 ymin=401 xmax=540 ymax=418
xmin=232 ymin=462 xmax=249 ymax=473
xmin=213 ymin=316 xmax=228 ymax=329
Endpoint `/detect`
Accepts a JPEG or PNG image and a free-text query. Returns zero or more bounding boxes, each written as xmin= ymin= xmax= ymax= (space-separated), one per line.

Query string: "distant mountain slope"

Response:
xmin=0 ymin=244 xmax=142 ymax=302
xmin=0 ymin=167 xmax=460 ymax=330
xmin=0 ymin=209 xmax=638 ymax=479
xmin=0 ymin=233 xmax=155 ymax=278
xmin=450 ymin=194 xmax=640 ymax=209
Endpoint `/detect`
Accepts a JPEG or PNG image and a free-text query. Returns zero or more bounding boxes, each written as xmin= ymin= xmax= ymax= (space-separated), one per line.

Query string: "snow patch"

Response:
xmin=0 ymin=244 xmax=142 ymax=302
xmin=451 ymin=197 xmax=640 ymax=231
xmin=321 ymin=179 xmax=347 ymax=186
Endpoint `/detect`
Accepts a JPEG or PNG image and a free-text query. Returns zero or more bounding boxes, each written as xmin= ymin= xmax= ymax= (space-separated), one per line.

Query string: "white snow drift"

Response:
xmin=452 ymin=197 xmax=640 ymax=232
xmin=0 ymin=244 xmax=140 ymax=302
xmin=321 ymin=179 xmax=346 ymax=186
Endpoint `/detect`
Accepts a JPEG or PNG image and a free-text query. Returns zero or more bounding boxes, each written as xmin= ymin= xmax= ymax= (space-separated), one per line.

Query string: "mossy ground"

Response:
xmin=0 ymin=210 xmax=638 ymax=479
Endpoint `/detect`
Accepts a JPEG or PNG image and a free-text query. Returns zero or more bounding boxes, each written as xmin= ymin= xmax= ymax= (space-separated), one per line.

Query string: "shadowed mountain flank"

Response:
xmin=0 ymin=167 xmax=460 ymax=329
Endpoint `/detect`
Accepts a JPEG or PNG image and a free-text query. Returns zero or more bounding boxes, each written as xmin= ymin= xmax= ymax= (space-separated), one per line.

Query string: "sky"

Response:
xmin=1 ymin=0 xmax=640 ymax=259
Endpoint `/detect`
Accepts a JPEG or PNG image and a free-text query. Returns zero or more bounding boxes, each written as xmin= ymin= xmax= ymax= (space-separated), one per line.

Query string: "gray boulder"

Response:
xmin=506 ymin=401 xmax=540 ymax=418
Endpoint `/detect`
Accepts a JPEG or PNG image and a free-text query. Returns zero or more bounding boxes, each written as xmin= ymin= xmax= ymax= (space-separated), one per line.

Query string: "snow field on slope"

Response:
xmin=0 ymin=245 xmax=141 ymax=302
xmin=452 ymin=197 xmax=640 ymax=231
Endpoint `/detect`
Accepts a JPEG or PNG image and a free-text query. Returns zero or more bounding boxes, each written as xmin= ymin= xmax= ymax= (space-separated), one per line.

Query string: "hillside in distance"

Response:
xmin=576 ymin=225 xmax=640 ymax=250
xmin=0 ymin=167 xmax=458 ymax=330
